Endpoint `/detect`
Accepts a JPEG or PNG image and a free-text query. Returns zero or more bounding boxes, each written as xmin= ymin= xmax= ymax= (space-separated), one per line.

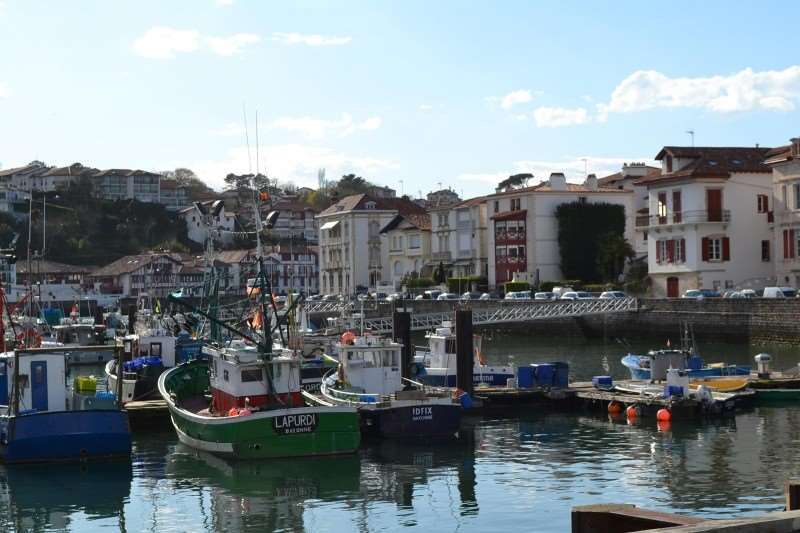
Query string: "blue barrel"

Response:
xmin=532 ymin=364 xmax=554 ymax=387
xmin=517 ymin=366 xmax=535 ymax=388
xmin=549 ymin=362 xmax=569 ymax=388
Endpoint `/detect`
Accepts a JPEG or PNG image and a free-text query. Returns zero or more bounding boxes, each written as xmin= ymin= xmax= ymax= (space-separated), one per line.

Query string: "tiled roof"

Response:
xmin=318 ymin=193 xmax=425 ymax=216
xmin=16 ymin=260 xmax=94 ymax=274
xmin=380 ymin=212 xmax=431 ymax=234
xmin=90 ymin=253 xmax=181 ymax=277
xmin=764 ymin=145 xmax=794 ymax=165
xmin=640 ymin=146 xmax=772 ymax=186
xmin=486 ymin=182 xmax=629 ymax=198
xmin=216 ymin=249 xmax=254 ymax=264
xmin=41 ymin=164 xmax=97 ymax=177
xmin=0 ymin=163 xmax=48 ymax=177
xmin=597 ymin=166 xmax=660 ymax=187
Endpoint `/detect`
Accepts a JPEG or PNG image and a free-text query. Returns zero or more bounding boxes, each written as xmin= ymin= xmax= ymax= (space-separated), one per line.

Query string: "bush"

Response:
xmin=447 ymin=276 xmax=486 ymax=294
xmin=406 ymin=277 xmax=435 ymax=288
xmin=584 ymin=283 xmax=615 ymax=293
xmin=504 ymin=281 xmax=530 ymax=293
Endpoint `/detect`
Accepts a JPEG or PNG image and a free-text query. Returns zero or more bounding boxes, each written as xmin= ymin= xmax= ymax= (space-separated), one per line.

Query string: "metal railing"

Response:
xmin=636 ymin=209 xmax=730 ymax=228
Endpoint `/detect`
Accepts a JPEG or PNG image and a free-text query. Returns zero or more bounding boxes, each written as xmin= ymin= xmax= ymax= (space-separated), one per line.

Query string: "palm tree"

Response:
xmin=596 ymin=232 xmax=634 ymax=283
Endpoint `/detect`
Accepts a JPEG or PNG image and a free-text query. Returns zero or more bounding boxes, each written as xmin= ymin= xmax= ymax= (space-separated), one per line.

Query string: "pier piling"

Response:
xmin=393 ymin=310 xmax=412 ymax=382
xmin=455 ymin=309 xmax=474 ymax=395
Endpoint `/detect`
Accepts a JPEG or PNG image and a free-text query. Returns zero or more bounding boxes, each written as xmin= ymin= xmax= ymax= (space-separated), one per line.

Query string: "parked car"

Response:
xmin=479 ymin=292 xmax=492 ymax=300
xmin=740 ymin=289 xmax=757 ymax=298
xmin=560 ymin=291 xmax=593 ymax=300
xmin=414 ymin=294 xmax=425 ymax=300
xmin=681 ymin=289 xmax=720 ymax=299
xmin=423 ymin=289 xmax=443 ymax=300
xmin=763 ymin=286 xmax=797 ymax=298
xmin=437 ymin=292 xmax=460 ymax=301
xmin=599 ymin=291 xmax=627 ymax=299
xmin=321 ymin=294 xmax=338 ymax=302
xmin=534 ymin=292 xmax=556 ymax=301
xmin=306 ymin=294 xmax=321 ymax=302
xmin=461 ymin=291 xmax=483 ymax=300
xmin=551 ymin=286 xmax=574 ymax=299
xmin=505 ymin=291 xmax=532 ymax=300
xmin=386 ymin=293 xmax=402 ymax=302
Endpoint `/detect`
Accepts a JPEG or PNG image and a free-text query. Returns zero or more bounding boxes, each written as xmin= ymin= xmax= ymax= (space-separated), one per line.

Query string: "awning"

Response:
xmin=319 ymin=220 xmax=340 ymax=231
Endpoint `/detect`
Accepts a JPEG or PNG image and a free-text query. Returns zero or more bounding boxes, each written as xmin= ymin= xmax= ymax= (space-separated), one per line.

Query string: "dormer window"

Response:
xmin=666 ymin=155 xmax=673 ymax=173
xmin=365 ymin=201 xmax=376 ymax=209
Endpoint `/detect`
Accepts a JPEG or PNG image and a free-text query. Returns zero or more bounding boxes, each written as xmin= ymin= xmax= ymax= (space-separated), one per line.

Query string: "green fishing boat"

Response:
xmin=158 ymin=354 xmax=361 ymax=460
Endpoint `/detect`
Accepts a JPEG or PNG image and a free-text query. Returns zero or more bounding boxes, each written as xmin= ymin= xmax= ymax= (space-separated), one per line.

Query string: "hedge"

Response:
xmin=406 ymin=277 xmax=435 ymax=288
xmin=556 ymin=202 xmax=626 ymax=283
xmin=504 ymin=281 xmax=530 ymax=293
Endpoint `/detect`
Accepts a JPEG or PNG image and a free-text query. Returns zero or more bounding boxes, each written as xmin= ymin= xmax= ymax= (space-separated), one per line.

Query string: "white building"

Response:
xmin=429 ymin=196 xmax=488 ymax=279
xmin=426 ymin=188 xmax=461 ymax=208
xmin=641 ymin=146 xmax=773 ymax=297
xmin=380 ymin=213 xmax=431 ymax=289
xmin=180 ymin=200 xmax=237 ymax=247
xmin=485 ymin=173 xmax=634 ymax=288
xmin=316 ymin=194 xmax=425 ymax=295
xmin=262 ymin=198 xmax=318 ymax=242
xmin=765 ymin=138 xmax=800 ymax=288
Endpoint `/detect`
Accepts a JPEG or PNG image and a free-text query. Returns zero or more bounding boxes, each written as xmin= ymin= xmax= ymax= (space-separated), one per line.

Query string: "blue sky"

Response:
xmin=1 ymin=1 xmax=799 ymax=197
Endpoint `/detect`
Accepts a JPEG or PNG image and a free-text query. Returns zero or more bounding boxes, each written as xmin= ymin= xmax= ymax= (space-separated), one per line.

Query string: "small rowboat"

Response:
xmin=688 ymin=376 xmax=749 ymax=393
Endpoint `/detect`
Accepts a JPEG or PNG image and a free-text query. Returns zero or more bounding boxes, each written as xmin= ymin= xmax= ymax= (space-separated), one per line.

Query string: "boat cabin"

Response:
xmin=0 ymin=351 xmax=66 ymax=413
xmin=51 ymin=319 xmax=106 ymax=346
xmin=338 ymin=335 xmax=403 ymax=396
xmin=209 ymin=341 xmax=303 ymax=413
xmin=423 ymin=322 xmax=458 ymax=371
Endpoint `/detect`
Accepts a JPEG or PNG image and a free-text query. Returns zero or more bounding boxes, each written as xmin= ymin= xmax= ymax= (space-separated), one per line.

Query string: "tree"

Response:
xmin=596 ymin=232 xmax=634 ymax=283
xmin=497 ymin=173 xmax=533 ymax=192
xmin=624 ymin=257 xmax=650 ymax=295
xmin=555 ymin=202 xmax=626 ymax=283
xmin=162 ymin=168 xmax=215 ymax=198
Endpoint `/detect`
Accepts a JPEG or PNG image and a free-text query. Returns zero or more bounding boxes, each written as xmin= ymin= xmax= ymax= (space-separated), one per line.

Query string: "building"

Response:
xmin=0 ymin=161 xmax=50 ymax=202
xmin=90 ymin=252 xmax=210 ymax=298
xmin=639 ymin=146 xmax=773 ymax=297
xmin=486 ymin=173 xmax=634 ymax=288
xmin=599 ymin=163 xmax=660 ymax=257
xmin=158 ymin=179 xmax=190 ymax=211
xmin=179 ymin=200 xmax=237 ymax=247
xmin=263 ymin=198 xmax=318 ymax=242
xmin=317 ymin=194 xmax=425 ymax=295
xmin=765 ymin=138 xmax=800 ymax=288
xmin=36 ymin=163 xmax=97 ymax=192
xmin=16 ymin=260 xmax=92 ymax=288
xmin=429 ymin=196 xmax=488 ymax=279
xmin=379 ymin=213 xmax=431 ymax=288
xmin=426 ymin=188 xmax=461 ymax=208
xmin=366 ymin=185 xmax=397 ymax=198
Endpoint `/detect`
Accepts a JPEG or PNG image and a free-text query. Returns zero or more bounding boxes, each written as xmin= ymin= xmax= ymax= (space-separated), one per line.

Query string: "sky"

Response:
xmin=1 ymin=1 xmax=800 ymax=198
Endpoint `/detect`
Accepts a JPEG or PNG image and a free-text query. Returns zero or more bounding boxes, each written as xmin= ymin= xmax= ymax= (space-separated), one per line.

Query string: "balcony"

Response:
xmin=775 ymin=210 xmax=800 ymax=226
xmin=431 ymin=251 xmax=452 ymax=261
xmin=637 ymin=209 xmax=730 ymax=229
xmin=458 ymin=249 xmax=475 ymax=258
xmin=494 ymin=231 xmax=526 ymax=244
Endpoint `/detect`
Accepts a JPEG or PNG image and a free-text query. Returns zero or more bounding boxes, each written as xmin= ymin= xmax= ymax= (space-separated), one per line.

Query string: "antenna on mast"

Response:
xmin=686 ymin=129 xmax=695 ymax=147
xmin=242 ymin=103 xmax=252 ymax=174
xmin=255 ymin=109 xmax=260 ymax=177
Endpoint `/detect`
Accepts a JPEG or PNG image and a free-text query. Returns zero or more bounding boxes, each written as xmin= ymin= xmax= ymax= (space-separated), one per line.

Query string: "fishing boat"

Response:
xmin=105 ymin=330 xmax=207 ymax=404
xmin=319 ymin=332 xmax=462 ymax=440
xmin=158 ymin=350 xmax=361 ymax=460
xmin=414 ymin=322 xmax=514 ymax=387
xmin=158 ymin=264 xmax=361 ymax=460
xmin=621 ymin=350 xmax=749 ymax=381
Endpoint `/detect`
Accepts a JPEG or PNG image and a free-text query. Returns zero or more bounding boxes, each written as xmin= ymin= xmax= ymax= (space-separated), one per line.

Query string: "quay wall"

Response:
xmin=369 ymin=299 xmax=800 ymax=345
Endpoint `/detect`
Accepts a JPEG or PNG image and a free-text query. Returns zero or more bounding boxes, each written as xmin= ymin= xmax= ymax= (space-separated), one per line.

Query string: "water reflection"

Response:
xmin=0 ymin=460 xmax=131 ymax=532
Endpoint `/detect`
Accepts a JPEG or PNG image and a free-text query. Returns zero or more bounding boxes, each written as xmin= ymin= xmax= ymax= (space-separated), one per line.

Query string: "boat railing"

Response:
xmin=319 ymin=368 xmax=381 ymax=405
xmin=401 ymin=376 xmax=452 ymax=397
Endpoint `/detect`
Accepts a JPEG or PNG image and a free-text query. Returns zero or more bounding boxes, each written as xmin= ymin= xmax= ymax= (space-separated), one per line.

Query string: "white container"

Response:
xmin=665 ymin=368 xmax=689 ymax=395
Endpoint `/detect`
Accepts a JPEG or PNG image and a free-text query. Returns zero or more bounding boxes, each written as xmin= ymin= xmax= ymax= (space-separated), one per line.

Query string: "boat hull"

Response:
xmin=159 ymin=361 xmax=361 ymax=460
xmin=754 ymin=389 xmax=800 ymax=404
xmin=416 ymin=368 xmax=515 ymax=387
xmin=360 ymin=403 xmax=461 ymax=440
xmin=0 ymin=410 xmax=131 ymax=463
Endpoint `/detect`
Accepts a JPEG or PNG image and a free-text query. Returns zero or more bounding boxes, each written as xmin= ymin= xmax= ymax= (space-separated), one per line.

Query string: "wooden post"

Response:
xmin=455 ymin=309 xmax=474 ymax=395
xmin=116 ymin=342 xmax=124 ymax=409
xmin=392 ymin=310 xmax=412 ymax=382
xmin=786 ymin=479 xmax=800 ymax=511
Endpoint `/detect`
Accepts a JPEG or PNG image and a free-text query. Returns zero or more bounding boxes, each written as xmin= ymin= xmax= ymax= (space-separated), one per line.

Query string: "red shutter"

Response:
xmin=672 ymin=191 xmax=682 ymax=222
xmin=722 ymin=237 xmax=730 ymax=261
xmin=791 ymin=230 xmax=797 ymax=259
xmin=655 ymin=240 xmax=662 ymax=263
xmin=763 ymin=195 xmax=769 ymax=212
xmin=701 ymin=237 xmax=709 ymax=261
xmin=680 ymin=238 xmax=686 ymax=262
xmin=667 ymin=240 xmax=675 ymax=263
xmin=784 ymin=230 xmax=790 ymax=259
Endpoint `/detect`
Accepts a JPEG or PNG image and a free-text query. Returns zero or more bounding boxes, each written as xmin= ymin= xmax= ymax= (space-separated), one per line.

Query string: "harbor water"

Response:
xmin=4 ymin=335 xmax=800 ymax=532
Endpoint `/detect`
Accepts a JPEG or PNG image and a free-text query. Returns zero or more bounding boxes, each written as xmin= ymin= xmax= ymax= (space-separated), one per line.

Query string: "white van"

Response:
xmin=551 ymin=286 xmax=574 ymax=299
xmin=762 ymin=286 xmax=797 ymax=298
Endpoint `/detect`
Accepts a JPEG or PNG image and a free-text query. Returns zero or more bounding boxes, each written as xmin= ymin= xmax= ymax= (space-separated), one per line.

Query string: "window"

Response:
xmin=241 ymin=368 xmax=263 ymax=382
xmin=666 ymin=155 xmax=673 ymax=173
xmin=783 ymin=185 xmax=788 ymax=208
xmin=656 ymin=240 xmax=667 ymax=263
xmin=672 ymin=190 xmax=682 ymax=223
xmin=762 ymin=240 xmax=771 ymax=262
xmin=511 ymin=198 xmax=521 ymax=211
xmin=757 ymin=194 xmax=769 ymax=214
xmin=702 ymin=236 xmax=729 ymax=262
xmin=149 ymin=343 xmax=162 ymax=357
xmin=674 ymin=239 xmax=684 ymax=263
xmin=223 ymin=369 xmax=229 ymax=381
xmin=709 ymin=238 xmax=721 ymax=261
xmin=657 ymin=192 xmax=668 ymax=224
xmin=795 ymin=184 xmax=800 ymax=211
xmin=783 ymin=229 xmax=796 ymax=259
xmin=643 ymin=231 xmax=648 ymax=242
xmin=409 ymin=234 xmax=421 ymax=249
xmin=494 ymin=201 xmax=499 ymax=213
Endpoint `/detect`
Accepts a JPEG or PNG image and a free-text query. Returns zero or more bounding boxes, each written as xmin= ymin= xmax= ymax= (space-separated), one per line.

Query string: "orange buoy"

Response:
xmin=626 ymin=405 xmax=638 ymax=418
xmin=228 ymin=407 xmax=239 ymax=417
xmin=656 ymin=408 xmax=671 ymax=421
xmin=607 ymin=401 xmax=623 ymax=414
xmin=657 ymin=420 xmax=672 ymax=432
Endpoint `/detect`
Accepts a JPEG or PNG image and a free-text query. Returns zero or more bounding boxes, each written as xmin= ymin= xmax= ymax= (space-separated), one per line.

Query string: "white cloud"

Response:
xmin=209 ymin=122 xmax=245 ymax=137
xmin=271 ymin=32 xmax=352 ymax=46
xmin=185 ymin=144 xmax=396 ymax=190
xmin=132 ymin=27 xmax=201 ymax=59
xmin=457 ymin=156 xmax=654 ymax=186
xmin=532 ymin=106 xmax=590 ymax=127
xmin=500 ymin=89 xmax=535 ymax=110
xmin=215 ymin=0 xmax=234 ymax=6
xmin=206 ymin=33 xmax=260 ymax=56
xmin=132 ymin=27 xmax=259 ymax=59
xmin=0 ymin=82 xmax=9 ymax=99
xmin=598 ymin=66 xmax=800 ymax=118
xmin=419 ymin=104 xmax=433 ymax=111
xmin=269 ymin=113 xmax=382 ymax=140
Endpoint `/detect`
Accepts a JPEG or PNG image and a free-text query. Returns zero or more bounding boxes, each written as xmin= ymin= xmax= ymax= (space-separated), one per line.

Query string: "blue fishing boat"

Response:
xmin=621 ymin=350 xmax=750 ymax=381
xmin=0 ymin=347 xmax=131 ymax=463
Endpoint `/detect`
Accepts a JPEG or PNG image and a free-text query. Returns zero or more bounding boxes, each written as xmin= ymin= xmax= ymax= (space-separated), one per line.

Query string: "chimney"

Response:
xmin=791 ymin=138 xmax=800 ymax=158
xmin=548 ymin=172 xmax=567 ymax=191
xmin=584 ymin=173 xmax=598 ymax=191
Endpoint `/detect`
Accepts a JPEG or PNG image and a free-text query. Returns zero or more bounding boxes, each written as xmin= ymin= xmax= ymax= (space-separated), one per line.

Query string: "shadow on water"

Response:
xmin=0 ymin=460 xmax=132 ymax=532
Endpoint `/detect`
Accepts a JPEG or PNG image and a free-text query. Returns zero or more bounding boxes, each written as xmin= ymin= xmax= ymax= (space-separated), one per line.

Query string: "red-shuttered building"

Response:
xmin=641 ymin=146 xmax=775 ymax=297
xmin=766 ymin=138 xmax=800 ymax=289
